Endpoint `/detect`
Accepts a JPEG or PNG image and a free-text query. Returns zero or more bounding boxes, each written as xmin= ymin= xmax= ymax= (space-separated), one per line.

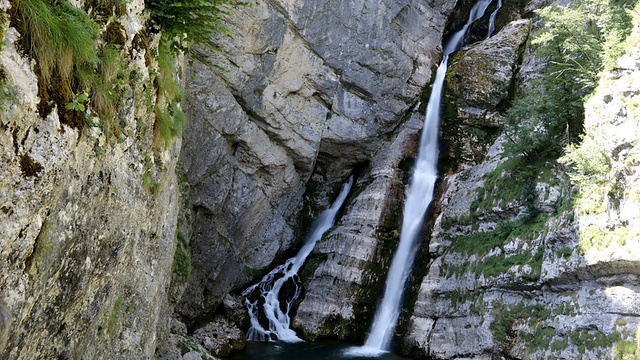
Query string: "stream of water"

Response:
xmin=242 ymin=176 xmax=354 ymax=342
xmin=346 ymin=0 xmax=494 ymax=356
xmin=487 ymin=0 xmax=503 ymax=39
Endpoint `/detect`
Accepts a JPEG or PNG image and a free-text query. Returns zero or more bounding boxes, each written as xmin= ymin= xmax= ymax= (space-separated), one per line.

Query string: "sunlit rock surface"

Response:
xmin=0 ymin=1 xmax=184 ymax=358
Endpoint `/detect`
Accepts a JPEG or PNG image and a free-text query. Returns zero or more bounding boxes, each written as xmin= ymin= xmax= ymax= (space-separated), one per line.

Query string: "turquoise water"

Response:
xmin=231 ymin=341 xmax=413 ymax=360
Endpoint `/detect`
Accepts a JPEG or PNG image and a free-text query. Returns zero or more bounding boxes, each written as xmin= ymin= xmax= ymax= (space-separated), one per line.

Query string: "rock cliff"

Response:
xmin=178 ymin=0 xmax=640 ymax=358
xmin=1 ymin=0 xmax=638 ymax=358
xmin=0 ymin=1 xmax=187 ymax=358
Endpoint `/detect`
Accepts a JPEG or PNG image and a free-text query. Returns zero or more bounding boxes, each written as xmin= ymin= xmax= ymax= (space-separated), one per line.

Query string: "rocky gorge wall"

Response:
xmin=0 ymin=0 xmax=187 ymax=358
xmin=0 ymin=0 xmax=637 ymax=358
xmin=402 ymin=6 xmax=640 ymax=360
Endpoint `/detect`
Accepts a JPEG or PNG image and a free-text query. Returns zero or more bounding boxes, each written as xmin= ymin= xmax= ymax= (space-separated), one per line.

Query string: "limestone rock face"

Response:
xmin=442 ymin=19 xmax=530 ymax=170
xmin=0 ymin=1 xmax=184 ymax=359
xmin=294 ymin=114 xmax=423 ymax=340
xmin=178 ymin=0 xmax=459 ymax=324
xmin=447 ymin=19 xmax=530 ymax=110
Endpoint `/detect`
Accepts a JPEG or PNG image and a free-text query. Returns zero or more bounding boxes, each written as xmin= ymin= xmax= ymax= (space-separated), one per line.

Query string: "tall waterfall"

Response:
xmin=347 ymin=0 xmax=493 ymax=356
xmin=242 ymin=176 xmax=354 ymax=342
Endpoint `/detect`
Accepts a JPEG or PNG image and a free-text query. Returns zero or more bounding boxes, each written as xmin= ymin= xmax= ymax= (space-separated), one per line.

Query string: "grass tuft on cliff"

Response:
xmin=9 ymin=0 xmax=130 ymax=132
xmin=146 ymin=0 xmax=245 ymax=54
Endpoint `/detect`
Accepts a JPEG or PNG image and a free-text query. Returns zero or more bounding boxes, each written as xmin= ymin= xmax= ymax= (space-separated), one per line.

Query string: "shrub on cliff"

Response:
xmin=145 ymin=0 xmax=246 ymax=145
xmin=504 ymin=0 xmax=636 ymax=162
xmin=146 ymin=0 xmax=246 ymax=54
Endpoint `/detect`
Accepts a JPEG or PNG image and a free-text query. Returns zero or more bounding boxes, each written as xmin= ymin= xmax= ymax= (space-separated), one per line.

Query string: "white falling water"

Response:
xmin=242 ymin=176 xmax=354 ymax=342
xmin=487 ymin=0 xmax=503 ymax=39
xmin=346 ymin=0 xmax=493 ymax=356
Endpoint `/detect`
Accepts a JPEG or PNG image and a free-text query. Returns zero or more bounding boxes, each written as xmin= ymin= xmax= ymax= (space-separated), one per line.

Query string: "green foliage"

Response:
xmin=150 ymin=35 xmax=185 ymax=147
xmin=503 ymin=86 xmax=573 ymax=161
xmin=142 ymin=155 xmax=161 ymax=194
xmin=613 ymin=340 xmax=639 ymax=360
xmin=9 ymin=0 xmax=130 ymax=132
xmin=147 ymin=0 xmax=246 ymax=146
xmin=78 ymin=44 xmax=131 ymax=134
xmin=568 ymin=329 xmax=617 ymax=352
xmin=66 ymin=89 xmax=89 ymax=112
xmin=146 ymin=0 xmax=244 ymax=54
xmin=173 ymin=227 xmax=191 ymax=280
xmin=490 ymin=303 xmax=552 ymax=344
xmin=173 ymin=233 xmax=192 ymax=279
xmin=557 ymin=246 xmax=573 ymax=258
xmin=445 ymin=216 xmax=547 ymax=279
xmin=504 ymin=0 xmax=636 ymax=163
xmin=11 ymin=0 xmax=98 ymax=85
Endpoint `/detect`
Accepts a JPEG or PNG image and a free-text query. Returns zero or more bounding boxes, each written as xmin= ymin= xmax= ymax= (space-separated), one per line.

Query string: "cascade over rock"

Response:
xmin=294 ymin=113 xmax=426 ymax=340
xmin=178 ymin=0 xmax=460 ymax=324
xmin=402 ymin=12 xmax=640 ymax=360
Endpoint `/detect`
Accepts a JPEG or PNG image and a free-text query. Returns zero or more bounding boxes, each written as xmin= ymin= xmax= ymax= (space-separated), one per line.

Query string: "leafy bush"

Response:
xmin=504 ymin=0 xmax=636 ymax=162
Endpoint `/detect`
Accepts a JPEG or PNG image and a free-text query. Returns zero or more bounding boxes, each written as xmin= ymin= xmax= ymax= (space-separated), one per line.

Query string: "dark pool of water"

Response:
xmin=231 ymin=341 xmax=413 ymax=360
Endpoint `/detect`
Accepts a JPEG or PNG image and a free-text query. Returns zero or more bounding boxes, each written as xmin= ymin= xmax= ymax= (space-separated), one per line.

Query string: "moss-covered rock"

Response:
xmin=441 ymin=19 xmax=531 ymax=171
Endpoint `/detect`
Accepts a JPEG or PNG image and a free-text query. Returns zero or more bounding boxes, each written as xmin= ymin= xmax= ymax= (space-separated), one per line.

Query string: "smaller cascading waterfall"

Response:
xmin=346 ymin=0 xmax=493 ymax=356
xmin=242 ymin=175 xmax=354 ymax=342
xmin=487 ymin=0 xmax=503 ymax=39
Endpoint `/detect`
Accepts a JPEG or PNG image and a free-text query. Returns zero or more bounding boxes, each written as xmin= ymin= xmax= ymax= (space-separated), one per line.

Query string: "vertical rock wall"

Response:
xmin=0 ymin=1 xmax=184 ymax=358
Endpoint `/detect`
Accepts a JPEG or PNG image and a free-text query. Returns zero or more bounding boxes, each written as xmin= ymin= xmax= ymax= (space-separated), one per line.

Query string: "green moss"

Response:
xmin=108 ymin=296 xmax=123 ymax=336
xmin=528 ymin=327 xmax=556 ymax=352
xmin=173 ymin=232 xmax=191 ymax=280
xmin=557 ymin=246 xmax=573 ymax=259
xmin=490 ymin=303 xmax=553 ymax=347
xmin=552 ymin=337 xmax=569 ymax=351
xmin=613 ymin=340 xmax=639 ymax=359
xmin=19 ymin=154 xmax=43 ymax=177
xmin=568 ymin=330 xmax=615 ymax=352
xmin=616 ymin=318 xmax=628 ymax=327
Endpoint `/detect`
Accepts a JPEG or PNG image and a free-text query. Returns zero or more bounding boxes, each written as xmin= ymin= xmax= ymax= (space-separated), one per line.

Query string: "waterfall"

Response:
xmin=487 ymin=0 xmax=503 ymax=39
xmin=242 ymin=175 xmax=354 ymax=342
xmin=346 ymin=0 xmax=493 ymax=356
